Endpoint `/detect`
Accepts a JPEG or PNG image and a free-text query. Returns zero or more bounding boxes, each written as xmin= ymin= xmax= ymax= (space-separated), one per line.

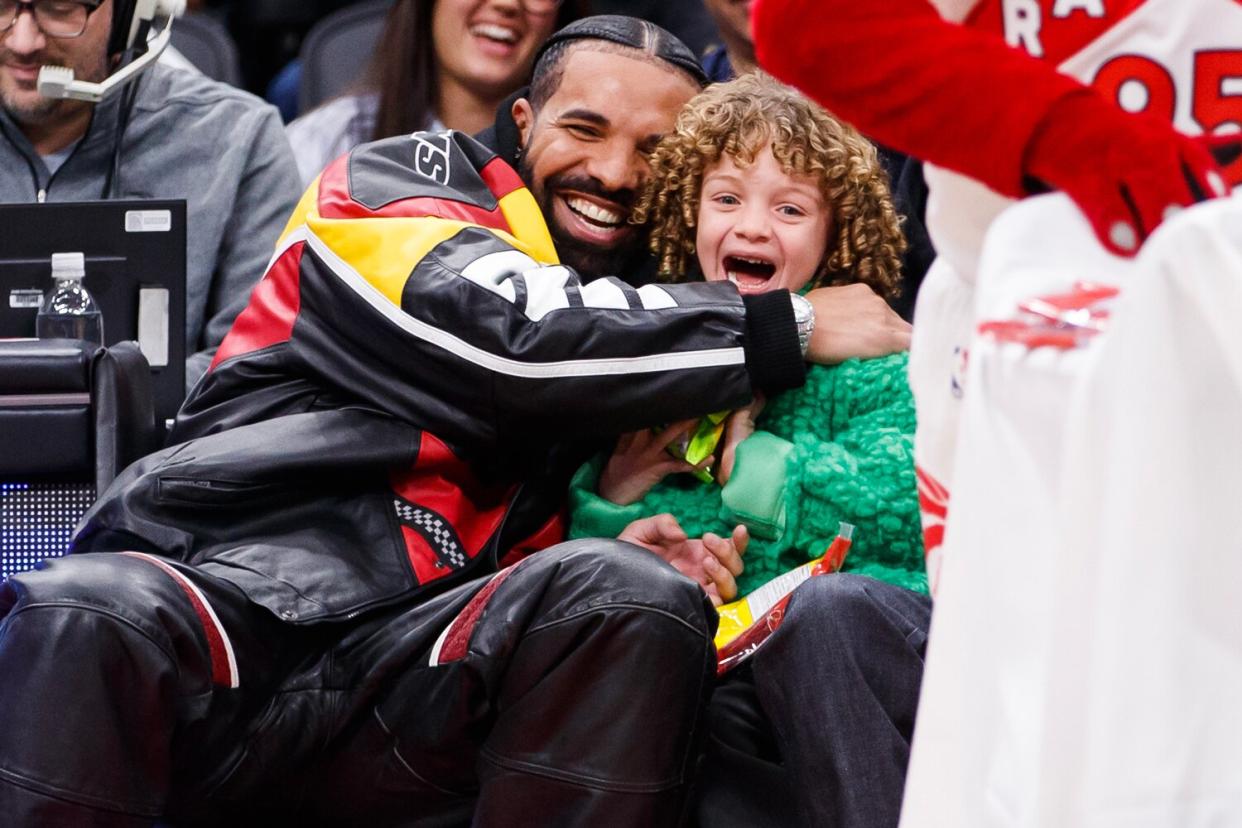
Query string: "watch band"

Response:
xmin=789 ymin=292 xmax=815 ymax=357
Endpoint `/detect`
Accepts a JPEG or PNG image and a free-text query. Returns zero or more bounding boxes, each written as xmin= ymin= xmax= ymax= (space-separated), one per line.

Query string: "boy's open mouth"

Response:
xmin=724 ymin=255 xmax=777 ymax=291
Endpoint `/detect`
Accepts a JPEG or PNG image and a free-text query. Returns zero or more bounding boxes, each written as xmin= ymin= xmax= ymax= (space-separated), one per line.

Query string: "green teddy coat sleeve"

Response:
xmin=567 ymin=354 xmax=926 ymax=597
xmin=723 ymin=354 xmax=926 ymax=595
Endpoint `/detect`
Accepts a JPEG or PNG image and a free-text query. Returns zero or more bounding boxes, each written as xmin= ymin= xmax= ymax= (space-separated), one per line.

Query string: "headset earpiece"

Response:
xmin=107 ymin=0 xmax=137 ymax=56
xmin=107 ymin=0 xmax=184 ymax=57
xmin=38 ymin=0 xmax=182 ymax=102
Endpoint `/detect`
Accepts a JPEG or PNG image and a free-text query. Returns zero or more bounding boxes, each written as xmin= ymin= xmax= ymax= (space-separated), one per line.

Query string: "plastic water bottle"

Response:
xmin=36 ymin=252 xmax=104 ymax=346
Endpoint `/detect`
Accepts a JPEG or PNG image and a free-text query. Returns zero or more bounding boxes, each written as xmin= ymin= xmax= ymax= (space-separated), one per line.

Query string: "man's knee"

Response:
xmin=780 ymin=574 xmax=930 ymax=652
xmin=7 ymin=553 xmax=181 ymax=614
xmin=519 ymin=538 xmax=714 ymax=635
xmin=1 ymin=553 xmax=208 ymax=670
xmin=788 ymin=573 xmax=877 ymax=623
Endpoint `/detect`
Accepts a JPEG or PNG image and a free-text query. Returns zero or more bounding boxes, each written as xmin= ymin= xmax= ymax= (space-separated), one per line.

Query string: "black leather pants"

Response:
xmin=0 ymin=540 xmax=716 ymax=827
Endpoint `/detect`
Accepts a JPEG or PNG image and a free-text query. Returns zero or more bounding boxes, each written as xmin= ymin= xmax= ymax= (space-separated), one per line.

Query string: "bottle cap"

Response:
xmin=51 ymin=252 xmax=85 ymax=281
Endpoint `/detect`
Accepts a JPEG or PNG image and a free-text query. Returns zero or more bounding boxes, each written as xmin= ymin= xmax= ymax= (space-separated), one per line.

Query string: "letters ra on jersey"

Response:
xmin=967 ymin=0 xmax=1242 ymax=137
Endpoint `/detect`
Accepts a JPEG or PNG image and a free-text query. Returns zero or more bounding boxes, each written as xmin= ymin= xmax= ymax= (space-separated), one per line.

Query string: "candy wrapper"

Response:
xmin=714 ymin=523 xmax=854 ymax=676
xmin=663 ymin=410 xmax=730 ymax=483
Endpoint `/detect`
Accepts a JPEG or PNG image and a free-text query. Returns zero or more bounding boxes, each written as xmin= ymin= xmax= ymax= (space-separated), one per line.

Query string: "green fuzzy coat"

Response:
xmin=568 ymin=354 xmax=928 ymax=597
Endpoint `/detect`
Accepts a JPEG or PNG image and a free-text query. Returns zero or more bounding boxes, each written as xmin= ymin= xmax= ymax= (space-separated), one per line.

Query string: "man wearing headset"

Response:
xmin=0 ymin=0 xmax=301 ymax=389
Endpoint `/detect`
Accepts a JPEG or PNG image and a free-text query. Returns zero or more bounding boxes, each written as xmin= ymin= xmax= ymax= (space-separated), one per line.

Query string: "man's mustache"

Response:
xmin=546 ymin=173 xmax=636 ymax=211
xmin=0 ymin=51 xmax=48 ymax=69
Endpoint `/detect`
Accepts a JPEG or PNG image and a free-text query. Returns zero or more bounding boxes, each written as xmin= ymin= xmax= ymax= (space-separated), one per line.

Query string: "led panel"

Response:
xmin=1 ymin=482 xmax=95 ymax=579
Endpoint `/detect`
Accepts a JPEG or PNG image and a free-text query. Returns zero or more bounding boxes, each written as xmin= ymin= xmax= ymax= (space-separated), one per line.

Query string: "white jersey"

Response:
xmin=903 ymin=189 xmax=1242 ymax=827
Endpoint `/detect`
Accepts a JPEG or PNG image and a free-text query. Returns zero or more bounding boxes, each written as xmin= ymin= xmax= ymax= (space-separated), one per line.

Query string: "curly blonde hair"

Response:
xmin=633 ymin=72 xmax=906 ymax=299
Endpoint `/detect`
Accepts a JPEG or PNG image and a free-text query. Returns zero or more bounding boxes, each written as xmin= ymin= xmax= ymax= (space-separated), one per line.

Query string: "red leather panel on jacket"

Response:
xmin=390 ymin=432 xmax=512 ymax=585
xmin=478 ymin=156 xmax=525 ymax=200
xmin=210 ymin=242 xmax=302 ymax=371
xmin=501 ymin=508 xmax=568 ymax=569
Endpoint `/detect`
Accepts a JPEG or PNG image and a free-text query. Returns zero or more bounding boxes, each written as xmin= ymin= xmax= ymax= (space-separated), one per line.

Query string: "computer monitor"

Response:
xmin=0 ymin=199 xmax=187 ymax=423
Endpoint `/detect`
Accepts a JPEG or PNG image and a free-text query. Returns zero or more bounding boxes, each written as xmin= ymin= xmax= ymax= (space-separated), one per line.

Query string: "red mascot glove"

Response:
xmin=1024 ymin=89 xmax=1236 ymax=257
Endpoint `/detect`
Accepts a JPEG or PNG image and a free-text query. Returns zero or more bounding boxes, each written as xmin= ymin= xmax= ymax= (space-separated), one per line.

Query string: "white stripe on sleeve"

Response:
xmin=579 ymin=278 xmax=631 ymax=310
xmin=522 ymin=265 xmax=574 ymax=321
xmin=637 ymin=284 xmax=678 ymax=310
xmin=304 ymin=227 xmax=746 ymax=378
xmin=460 ymin=250 xmax=534 ymax=303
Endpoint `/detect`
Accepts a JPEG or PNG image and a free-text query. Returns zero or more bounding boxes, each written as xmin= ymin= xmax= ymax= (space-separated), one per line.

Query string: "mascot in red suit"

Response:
xmin=754 ymin=0 xmax=1242 ymax=580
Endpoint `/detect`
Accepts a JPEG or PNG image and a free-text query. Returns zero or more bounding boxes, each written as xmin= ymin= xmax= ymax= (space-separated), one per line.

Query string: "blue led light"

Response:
xmin=2 ymin=482 xmax=95 ymax=578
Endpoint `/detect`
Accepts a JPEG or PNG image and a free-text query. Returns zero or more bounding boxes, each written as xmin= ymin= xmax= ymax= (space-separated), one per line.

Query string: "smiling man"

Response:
xmin=0 ymin=15 xmax=915 ymax=828
xmin=0 ymin=0 xmax=300 ymax=389
xmin=0 ymin=0 xmax=109 ymax=138
xmin=509 ymin=42 xmax=699 ymax=277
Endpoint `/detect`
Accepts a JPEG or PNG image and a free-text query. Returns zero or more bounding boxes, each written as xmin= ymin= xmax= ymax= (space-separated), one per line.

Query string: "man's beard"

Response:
xmin=2 ymin=89 xmax=63 ymax=125
xmin=0 ymin=48 xmax=108 ymax=127
xmin=517 ymin=155 xmax=647 ymax=281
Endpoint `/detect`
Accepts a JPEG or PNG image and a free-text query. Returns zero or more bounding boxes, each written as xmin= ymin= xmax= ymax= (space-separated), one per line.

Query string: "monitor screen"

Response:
xmin=0 ymin=199 xmax=187 ymax=423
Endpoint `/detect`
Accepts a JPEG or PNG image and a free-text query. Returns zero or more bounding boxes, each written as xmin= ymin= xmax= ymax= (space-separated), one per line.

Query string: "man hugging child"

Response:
xmin=569 ymin=72 xmax=927 ymax=601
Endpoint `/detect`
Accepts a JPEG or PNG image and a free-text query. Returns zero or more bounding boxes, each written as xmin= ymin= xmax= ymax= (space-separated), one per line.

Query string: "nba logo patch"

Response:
xmin=950 ymin=345 xmax=969 ymax=399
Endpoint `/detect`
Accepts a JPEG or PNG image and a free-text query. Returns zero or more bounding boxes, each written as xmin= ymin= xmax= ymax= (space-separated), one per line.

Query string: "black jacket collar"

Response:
xmin=473 ymin=87 xmax=525 ymax=171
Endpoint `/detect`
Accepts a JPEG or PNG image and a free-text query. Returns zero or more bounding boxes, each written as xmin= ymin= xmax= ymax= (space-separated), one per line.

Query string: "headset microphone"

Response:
xmin=36 ymin=0 xmax=185 ymax=103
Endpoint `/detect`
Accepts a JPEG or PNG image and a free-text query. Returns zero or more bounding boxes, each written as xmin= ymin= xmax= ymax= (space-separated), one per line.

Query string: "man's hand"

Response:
xmin=1025 ymin=89 xmax=1236 ymax=257
xmin=804 ymin=283 xmax=912 ymax=365
xmin=598 ymin=422 xmax=709 ymax=505
xmin=618 ymin=514 xmax=748 ymax=606
xmin=717 ymin=394 xmax=765 ymax=486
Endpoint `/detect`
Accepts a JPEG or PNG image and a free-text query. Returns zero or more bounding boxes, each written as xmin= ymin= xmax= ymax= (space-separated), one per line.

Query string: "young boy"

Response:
xmin=567 ymin=72 xmax=933 ymax=827
xmin=570 ymin=72 xmax=927 ymax=599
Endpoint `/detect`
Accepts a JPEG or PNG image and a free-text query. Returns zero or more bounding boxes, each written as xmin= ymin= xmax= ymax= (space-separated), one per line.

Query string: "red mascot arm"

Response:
xmin=753 ymin=0 xmax=1078 ymax=198
xmin=753 ymin=0 xmax=1233 ymax=255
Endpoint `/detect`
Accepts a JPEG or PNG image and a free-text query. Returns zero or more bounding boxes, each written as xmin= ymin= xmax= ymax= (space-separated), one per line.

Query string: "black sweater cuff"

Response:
xmin=742 ymin=291 xmax=806 ymax=395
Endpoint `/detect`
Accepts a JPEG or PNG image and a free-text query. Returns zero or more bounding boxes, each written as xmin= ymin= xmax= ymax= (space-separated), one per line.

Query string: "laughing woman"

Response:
xmin=286 ymin=0 xmax=577 ymax=185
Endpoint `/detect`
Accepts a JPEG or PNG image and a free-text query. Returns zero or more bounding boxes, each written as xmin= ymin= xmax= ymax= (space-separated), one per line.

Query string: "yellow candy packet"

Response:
xmin=714 ymin=523 xmax=854 ymax=674
xmin=663 ymin=410 xmax=730 ymax=483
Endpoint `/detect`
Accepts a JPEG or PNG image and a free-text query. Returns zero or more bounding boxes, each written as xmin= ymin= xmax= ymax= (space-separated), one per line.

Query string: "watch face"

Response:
xmin=789 ymin=294 xmax=814 ymax=355
xmin=791 ymin=294 xmax=814 ymax=325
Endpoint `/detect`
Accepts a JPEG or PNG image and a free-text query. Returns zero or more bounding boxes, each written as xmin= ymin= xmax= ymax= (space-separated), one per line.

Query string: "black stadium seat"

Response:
xmin=0 ymin=340 xmax=162 ymax=579
xmin=170 ymin=12 xmax=244 ymax=87
xmin=298 ymin=0 xmax=394 ymax=114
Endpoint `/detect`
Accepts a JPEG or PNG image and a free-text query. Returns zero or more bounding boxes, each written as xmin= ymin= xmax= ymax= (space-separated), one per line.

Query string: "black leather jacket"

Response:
xmin=75 ymin=130 xmax=804 ymax=622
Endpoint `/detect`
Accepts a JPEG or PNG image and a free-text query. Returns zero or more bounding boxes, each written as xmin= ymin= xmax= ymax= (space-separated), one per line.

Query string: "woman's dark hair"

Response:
xmin=359 ymin=0 xmax=437 ymax=141
xmin=359 ymin=0 xmax=584 ymax=143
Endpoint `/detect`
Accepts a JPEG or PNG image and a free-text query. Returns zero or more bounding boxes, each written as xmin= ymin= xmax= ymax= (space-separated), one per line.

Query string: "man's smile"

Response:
xmin=1 ymin=60 xmax=43 ymax=86
xmin=553 ymin=190 xmax=633 ymax=246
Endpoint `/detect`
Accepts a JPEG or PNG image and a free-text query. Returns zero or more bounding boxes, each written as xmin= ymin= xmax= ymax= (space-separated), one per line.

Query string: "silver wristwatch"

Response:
xmin=789 ymin=292 xmax=815 ymax=357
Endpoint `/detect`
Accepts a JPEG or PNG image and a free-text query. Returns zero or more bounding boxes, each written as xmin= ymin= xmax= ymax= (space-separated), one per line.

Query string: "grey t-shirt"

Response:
xmin=40 ymin=140 xmax=79 ymax=176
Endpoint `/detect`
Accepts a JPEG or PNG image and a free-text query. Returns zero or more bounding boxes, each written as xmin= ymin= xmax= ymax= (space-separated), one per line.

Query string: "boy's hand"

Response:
xmin=618 ymin=514 xmax=748 ymax=606
xmin=598 ymin=421 xmax=709 ymax=505
xmin=805 ymin=283 xmax=911 ymax=364
xmin=717 ymin=394 xmax=766 ymax=486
